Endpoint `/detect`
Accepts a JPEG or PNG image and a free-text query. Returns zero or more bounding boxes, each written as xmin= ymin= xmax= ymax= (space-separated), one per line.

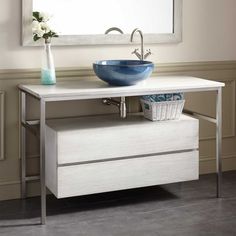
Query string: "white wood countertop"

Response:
xmin=18 ymin=76 xmax=225 ymax=101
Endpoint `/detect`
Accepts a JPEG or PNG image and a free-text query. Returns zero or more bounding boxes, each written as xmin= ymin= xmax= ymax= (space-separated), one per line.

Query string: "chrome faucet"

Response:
xmin=130 ymin=28 xmax=151 ymax=60
xmin=105 ymin=27 xmax=124 ymax=34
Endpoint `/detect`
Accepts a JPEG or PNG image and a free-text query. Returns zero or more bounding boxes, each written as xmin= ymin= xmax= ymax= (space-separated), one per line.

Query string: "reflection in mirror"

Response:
xmin=22 ymin=0 xmax=182 ymax=46
xmin=33 ymin=0 xmax=173 ymax=35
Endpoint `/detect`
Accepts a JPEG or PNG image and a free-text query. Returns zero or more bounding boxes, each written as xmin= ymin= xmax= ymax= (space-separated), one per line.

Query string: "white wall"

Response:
xmin=0 ymin=0 xmax=236 ymax=70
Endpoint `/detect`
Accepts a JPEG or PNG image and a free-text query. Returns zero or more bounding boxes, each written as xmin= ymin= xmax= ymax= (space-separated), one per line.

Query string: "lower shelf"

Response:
xmin=47 ymin=150 xmax=199 ymax=199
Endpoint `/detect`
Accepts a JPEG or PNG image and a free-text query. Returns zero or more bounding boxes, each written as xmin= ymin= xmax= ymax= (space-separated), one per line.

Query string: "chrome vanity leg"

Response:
xmin=20 ymin=91 xmax=26 ymax=199
xmin=40 ymin=99 xmax=46 ymax=224
xmin=216 ymin=88 xmax=222 ymax=198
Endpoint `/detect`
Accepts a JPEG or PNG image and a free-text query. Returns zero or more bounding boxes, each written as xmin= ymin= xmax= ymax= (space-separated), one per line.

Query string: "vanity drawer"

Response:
xmin=46 ymin=151 xmax=199 ymax=198
xmin=46 ymin=114 xmax=199 ymax=165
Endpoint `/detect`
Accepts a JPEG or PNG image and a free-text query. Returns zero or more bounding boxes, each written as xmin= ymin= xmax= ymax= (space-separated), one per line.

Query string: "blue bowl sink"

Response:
xmin=93 ymin=60 xmax=154 ymax=86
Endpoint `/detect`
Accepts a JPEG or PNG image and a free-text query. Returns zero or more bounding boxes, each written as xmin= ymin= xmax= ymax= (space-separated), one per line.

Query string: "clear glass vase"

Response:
xmin=41 ymin=42 xmax=56 ymax=85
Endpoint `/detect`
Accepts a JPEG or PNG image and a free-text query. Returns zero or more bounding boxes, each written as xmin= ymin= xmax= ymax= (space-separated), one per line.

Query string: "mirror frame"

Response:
xmin=22 ymin=0 xmax=182 ymax=46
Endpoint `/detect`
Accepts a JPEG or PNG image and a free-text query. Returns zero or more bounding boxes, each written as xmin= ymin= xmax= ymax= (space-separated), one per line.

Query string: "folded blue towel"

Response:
xmin=165 ymin=94 xmax=173 ymax=101
xmin=173 ymin=93 xmax=184 ymax=100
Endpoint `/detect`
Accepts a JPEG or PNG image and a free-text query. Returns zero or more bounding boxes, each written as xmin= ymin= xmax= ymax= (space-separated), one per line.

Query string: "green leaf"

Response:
xmin=32 ymin=11 xmax=43 ymax=22
xmin=50 ymin=32 xmax=59 ymax=38
xmin=33 ymin=34 xmax=40 ymax=41
xmin=33 ymin=11 xmax=40 ymax=21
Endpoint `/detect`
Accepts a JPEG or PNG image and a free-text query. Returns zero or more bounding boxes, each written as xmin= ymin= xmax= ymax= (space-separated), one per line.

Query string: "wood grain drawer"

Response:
xmin=46 ymin=151 xmax=199 ymax=198
xmin=46 ymin=114 xmax=199 ymax=165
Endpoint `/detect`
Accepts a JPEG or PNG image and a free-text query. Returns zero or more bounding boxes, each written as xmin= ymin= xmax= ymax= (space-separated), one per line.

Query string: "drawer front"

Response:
xmin=56 ymin=116 xmax=198 ymax=164
xmin=53 ymin=151 xmax=199 ymax=198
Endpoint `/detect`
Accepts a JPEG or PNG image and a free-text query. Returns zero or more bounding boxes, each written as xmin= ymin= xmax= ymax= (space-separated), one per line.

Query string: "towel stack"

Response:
xmin=142 ymin=93 xmax=184 ymax=102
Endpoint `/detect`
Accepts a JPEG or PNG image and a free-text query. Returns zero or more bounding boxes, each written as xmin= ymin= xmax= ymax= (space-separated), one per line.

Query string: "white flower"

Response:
xmin=32 ymin=21 xmax=51 ymax=37
xmin=32 ymin=21 xmax=43 ymax=37
xmin=39 ymin=22 xmax=51 ymax=33
xmin=39 ymin=12 xmax=51 ymax=22
xmin=32 ymin=11 xmax=58 ymax=42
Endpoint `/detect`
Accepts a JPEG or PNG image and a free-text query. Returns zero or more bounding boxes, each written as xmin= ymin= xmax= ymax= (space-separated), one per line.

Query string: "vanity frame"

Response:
xmin=18 ymin=76 xmax=224 ymax=225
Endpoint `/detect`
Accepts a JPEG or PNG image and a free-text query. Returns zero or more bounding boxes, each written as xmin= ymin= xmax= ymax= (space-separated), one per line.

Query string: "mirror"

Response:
xmin=22 ymin=0 xmax=182 ymax=46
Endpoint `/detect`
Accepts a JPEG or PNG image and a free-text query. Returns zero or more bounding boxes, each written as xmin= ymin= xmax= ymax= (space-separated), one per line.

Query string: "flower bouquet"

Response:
xmin=32 ymin=11 xmax=58 ymax=85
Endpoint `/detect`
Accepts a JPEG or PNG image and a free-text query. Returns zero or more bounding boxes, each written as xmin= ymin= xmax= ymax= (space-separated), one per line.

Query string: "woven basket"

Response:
xmin=140 ymin=99 xmax=185 ymax=121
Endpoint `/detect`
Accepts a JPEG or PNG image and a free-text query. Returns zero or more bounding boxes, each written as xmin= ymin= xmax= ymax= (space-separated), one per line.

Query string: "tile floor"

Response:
xmin=0 ymin=171 xmax=236 ymax=236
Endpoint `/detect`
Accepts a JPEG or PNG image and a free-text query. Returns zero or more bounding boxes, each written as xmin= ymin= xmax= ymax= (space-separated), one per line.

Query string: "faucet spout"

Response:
xmin=130 ymin=28 xmax=144 ymax=60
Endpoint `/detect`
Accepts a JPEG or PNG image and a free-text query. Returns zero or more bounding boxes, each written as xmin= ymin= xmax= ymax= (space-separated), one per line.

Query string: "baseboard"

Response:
xmin=0 ymin=181 xmax=40 ymax=201
xmin=200 ymin=154 xmax=236 ymax=174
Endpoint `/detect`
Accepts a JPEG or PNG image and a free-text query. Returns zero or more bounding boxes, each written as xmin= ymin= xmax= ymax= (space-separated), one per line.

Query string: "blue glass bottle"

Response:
xmin=41 ymin=42 xmax=56 ymax=85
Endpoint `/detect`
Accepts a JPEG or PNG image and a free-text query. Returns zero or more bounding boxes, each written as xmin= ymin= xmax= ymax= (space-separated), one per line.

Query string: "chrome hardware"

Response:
xmin=102 ymin=97 xmax=127 ymax=118
xmin=144 ymin=49 xmax=152 ymax=59
xmin=131 ymin=48 xmax=142 ymax=60
xmin=120 ymin=97 xmax=127 ymax=119
xmin=130 ymin=28 xmax=152 ymax=60
xmin=130 ymin=28 xmax=144 ymax=60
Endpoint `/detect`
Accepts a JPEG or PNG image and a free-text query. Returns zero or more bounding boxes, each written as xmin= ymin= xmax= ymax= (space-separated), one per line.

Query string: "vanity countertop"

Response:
xmin=18 ymin=76 xmax=225 ymax=101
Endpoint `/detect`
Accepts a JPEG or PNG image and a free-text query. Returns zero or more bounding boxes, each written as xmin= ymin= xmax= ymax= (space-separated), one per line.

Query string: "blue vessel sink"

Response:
xmin=93 ymin=60 xmax=154 ymax=86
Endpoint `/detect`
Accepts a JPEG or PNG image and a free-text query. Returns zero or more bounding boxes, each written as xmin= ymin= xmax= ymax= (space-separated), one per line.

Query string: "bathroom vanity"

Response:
xmin=18 ymin=76 xmax=224 ymax=224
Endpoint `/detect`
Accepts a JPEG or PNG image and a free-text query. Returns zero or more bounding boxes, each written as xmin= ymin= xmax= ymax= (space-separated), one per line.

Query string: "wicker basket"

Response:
xmin=140 ymin=99 xmax=185 ymax=121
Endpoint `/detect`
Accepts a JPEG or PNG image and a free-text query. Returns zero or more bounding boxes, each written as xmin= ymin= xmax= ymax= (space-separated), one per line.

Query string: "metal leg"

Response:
xmin=40 ymin=99 xmax=46 ymax=224
xmin=20 ymin=91 xmax=26 ymax=199
xmin=216 ymin=88 xmax=222 ymax=198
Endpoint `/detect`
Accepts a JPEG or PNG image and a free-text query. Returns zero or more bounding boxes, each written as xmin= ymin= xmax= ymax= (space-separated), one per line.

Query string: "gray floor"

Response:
xmin=0 ymin=171 xmax=236 ymax=236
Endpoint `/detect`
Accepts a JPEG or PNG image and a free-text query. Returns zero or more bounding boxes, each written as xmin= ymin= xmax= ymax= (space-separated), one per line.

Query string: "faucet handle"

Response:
xmin=132 ymin=48 xmax=142 ymax=60
xmin=144 ymin=49 xmax=152 ymax=59
xmin=132 ymin=48 xmax=139 ymax=54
